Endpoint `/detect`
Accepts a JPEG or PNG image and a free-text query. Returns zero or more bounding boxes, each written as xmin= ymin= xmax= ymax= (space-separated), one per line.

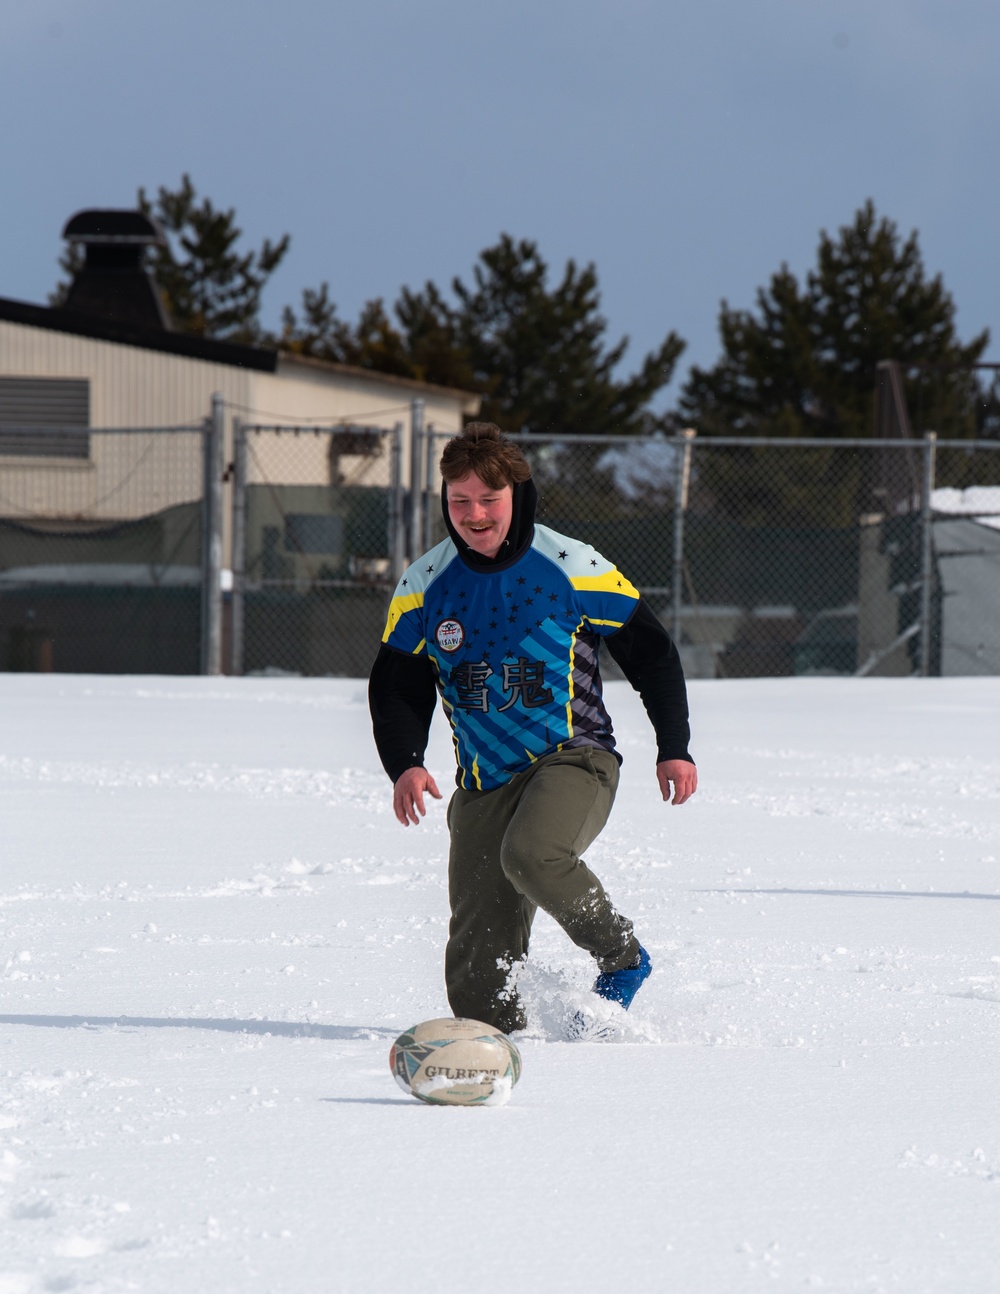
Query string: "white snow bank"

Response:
xmin=932 ymin=484 xmax=1000 ymax=529
xmin=1 ymin=674 xmax=999 ymax=1292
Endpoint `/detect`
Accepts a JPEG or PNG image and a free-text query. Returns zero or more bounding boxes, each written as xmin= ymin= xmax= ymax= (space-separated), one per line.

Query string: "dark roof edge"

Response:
xmin=0 ymin=296 xmax=278 ymax=373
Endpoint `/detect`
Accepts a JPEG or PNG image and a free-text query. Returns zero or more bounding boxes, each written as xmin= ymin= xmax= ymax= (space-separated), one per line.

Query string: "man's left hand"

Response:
xmin=656 ymin=759 xmax=697 ymax=805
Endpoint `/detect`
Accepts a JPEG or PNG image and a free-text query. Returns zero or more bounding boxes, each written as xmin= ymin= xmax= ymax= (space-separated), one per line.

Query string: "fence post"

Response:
xmin=918 ymin=430 xmax=938 ymax=677
xmin=423 ymin=422 xmax=438 ymax=552
xmin=409 ymin=397 xmax=425 ymax=563
xmin=671 ymin=428 xmax=696 ymax=645
xmin=389 ymin=421 xmax=406 ymax=585
xmin=230 ymin=417 xmax=248 ymax=675
xmin=200 ymin=393 xmax=224 ymax=676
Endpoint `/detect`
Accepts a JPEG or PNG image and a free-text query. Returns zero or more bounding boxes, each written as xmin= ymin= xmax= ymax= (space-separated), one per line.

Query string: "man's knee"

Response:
xmin=499 ymin=825 xmax=551 ymax=895
xmin=501 ymin=753 xmax=616 ymax=888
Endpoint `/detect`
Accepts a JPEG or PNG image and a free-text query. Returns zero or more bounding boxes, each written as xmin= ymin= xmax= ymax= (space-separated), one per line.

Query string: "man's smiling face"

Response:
xmin=447 ymin=472 xmax=514 ymax=558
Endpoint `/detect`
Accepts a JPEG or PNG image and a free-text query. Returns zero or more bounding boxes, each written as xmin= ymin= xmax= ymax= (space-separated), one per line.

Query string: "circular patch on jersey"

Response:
xmin=435 ymin=618 xmax=465 ymax=653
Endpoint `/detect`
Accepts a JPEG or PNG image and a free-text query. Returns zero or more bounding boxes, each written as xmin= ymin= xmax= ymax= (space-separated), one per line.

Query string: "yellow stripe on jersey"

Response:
xmin=569 ymin=569 xmax=640 ymax=598
xmin=381 ymin=590 xmax=424 ymax=642
xmin=565 ymin=620 xmax=583 ymax=740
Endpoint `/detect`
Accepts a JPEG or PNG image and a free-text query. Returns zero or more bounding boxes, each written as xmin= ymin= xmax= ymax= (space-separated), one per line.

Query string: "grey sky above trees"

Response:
xmin=2 ymin=0 xmax=998 ymax=408
xmin=48 ymin=177 xmax=990 ymax=443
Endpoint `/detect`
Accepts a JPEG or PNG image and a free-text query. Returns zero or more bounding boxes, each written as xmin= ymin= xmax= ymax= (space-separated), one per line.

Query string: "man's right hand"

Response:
xmin=393 ymin=766 xmax=443 ymax=826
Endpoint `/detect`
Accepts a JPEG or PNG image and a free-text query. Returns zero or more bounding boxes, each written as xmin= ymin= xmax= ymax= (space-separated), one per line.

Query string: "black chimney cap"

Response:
xmin=62 ymin=209 xmax=166 ymax=246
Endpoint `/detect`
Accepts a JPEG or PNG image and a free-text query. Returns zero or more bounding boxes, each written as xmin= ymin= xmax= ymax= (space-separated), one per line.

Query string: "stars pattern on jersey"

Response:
xmin=428 ymin=590 xmax=573 ymax=656
xmin=383 ymin=528 xmax=639 ymax=790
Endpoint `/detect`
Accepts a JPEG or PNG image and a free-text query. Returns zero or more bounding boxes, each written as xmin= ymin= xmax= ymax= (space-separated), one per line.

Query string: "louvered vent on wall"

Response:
xmin=0 ymin=377 xmax=90 ymax=458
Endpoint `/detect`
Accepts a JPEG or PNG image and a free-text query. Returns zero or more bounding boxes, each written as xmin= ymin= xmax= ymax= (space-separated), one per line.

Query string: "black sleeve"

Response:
xmin=368 ymin=644 xmax=439 ymax=783
xmin=605 ymin=598 xmax=694 ymax=765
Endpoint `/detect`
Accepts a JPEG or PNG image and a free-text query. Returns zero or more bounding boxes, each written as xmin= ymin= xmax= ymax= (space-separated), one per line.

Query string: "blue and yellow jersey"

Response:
xmin=380 ymin=525 xmax=641 ymax=791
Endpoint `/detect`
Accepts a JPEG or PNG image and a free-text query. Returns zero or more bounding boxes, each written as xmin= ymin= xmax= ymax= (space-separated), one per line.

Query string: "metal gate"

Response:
xmin=230 ymin=419 xmax=404 ymax=677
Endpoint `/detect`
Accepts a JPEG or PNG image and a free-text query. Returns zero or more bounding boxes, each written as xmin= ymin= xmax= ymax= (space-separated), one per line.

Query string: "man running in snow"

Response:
xmin=369 ymin=422 xmax=696 ymax=1033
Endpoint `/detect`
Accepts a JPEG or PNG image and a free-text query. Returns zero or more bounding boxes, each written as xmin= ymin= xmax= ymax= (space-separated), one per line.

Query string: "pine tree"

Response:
xmin=681 ymin=201 xmax=988 ymax=441
xmin=394 ymin=282 xmax=477 ymax=392
xmin=138 ymin=175 xmax=289 ymax=342
xmin=678 ymin=201 xmax=991 ymax=523
xmin=280 ymin=286 xmax=414 ymax=376
xmin=448 ymin=235 xmax=684 ymax=436
xmin=284 ymin=235 xmax=685 ymax=435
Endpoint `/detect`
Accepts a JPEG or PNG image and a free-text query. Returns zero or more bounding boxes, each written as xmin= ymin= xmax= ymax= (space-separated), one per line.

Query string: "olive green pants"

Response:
xmin=444 ymin=746 xmax=640 ymax=1033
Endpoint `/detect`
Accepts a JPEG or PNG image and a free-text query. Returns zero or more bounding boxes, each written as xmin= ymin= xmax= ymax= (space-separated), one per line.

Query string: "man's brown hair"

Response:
xmin=439 ymin=422 xmax=532 ymax=490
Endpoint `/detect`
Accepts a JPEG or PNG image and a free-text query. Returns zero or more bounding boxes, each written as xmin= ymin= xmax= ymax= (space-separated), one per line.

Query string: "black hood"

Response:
xmin=441 ymin=476 xmax=538 ymax=571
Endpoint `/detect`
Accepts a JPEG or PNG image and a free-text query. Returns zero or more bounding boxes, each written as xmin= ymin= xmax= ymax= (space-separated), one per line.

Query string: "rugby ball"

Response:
xmin=389 ymin=1017 xmax=522 ymax=1107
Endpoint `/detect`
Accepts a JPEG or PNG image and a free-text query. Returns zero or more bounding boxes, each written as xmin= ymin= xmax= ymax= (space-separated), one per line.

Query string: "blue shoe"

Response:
xmin=593 ymin=945 xmax=652 ymax=1010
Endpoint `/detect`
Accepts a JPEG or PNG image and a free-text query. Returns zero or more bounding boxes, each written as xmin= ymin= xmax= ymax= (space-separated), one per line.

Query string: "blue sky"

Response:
xmin=2 ymin=0 xmax=997 ymax=405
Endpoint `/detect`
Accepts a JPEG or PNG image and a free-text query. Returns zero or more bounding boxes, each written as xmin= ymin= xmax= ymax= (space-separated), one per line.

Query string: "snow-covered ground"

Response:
xmin=2 ymin=673 xmax=999 ymax=1293
xmin=933 ymin=485 xmax=1000 ymax=529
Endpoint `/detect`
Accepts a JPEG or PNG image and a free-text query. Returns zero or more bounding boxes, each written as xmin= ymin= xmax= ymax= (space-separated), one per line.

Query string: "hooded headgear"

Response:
xmin=441 ymin=475 xmax=538 ymax=571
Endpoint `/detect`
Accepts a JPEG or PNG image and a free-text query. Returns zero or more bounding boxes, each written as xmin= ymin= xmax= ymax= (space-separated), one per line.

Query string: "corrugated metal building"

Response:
xmin=0 ymin=208 xmax=479 ymax=675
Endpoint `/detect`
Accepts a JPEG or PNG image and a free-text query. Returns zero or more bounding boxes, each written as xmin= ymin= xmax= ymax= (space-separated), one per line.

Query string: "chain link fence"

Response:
xmin=3 ymin=397 xmax=999 ymax=680
xmin=0 ymin=420 xmax=209 ymax=673
xmin=420 ymin=429 xmax=1000 ymax=680
xmin=230 ymin=420 xmax=403 ymax=678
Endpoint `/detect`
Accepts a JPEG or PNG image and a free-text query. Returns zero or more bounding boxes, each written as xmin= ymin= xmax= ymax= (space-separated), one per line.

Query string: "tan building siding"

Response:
xmin=0 ymin=319 xmax=255 ymax=427
xmin=0 ymin=320 xmax=249 ymax=521
xmin=244 ymin=359 xmax=474 ymax=492
xmin=0 ymin=321 xmax=476 ymax=443
xmin=0 ymin=317 xmax=479 ymax=556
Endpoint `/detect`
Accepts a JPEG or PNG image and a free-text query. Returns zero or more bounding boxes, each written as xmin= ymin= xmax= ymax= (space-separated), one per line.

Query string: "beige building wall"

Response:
xmin=237 ymin=360 xmax=478 ymax=577
xmin=0 ymin=319 xmax=252 ymax=521
xmin=0 ymin=319 xmax=479 ymax=563
xmin=246 ymin=355 xmax=474 ymax=490
xmin=0 ymin=319 xmax=255 ymax=426
xmin=266 ymin=354 xmax=473 ymax=430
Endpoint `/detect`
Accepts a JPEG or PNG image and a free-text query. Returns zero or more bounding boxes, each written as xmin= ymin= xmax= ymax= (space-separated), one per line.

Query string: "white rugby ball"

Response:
xmin=389 ymin=1017 xmax=522 ymax=1107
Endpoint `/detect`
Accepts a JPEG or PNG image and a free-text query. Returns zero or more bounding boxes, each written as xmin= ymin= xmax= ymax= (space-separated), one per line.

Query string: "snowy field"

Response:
xmin=2 ymin=673 xmax=999 ymax=1293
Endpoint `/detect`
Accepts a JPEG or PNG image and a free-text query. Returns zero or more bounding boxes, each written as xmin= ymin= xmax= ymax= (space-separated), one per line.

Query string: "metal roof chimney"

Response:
xmin=61 ymin=209 xmax=172 ymax=331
